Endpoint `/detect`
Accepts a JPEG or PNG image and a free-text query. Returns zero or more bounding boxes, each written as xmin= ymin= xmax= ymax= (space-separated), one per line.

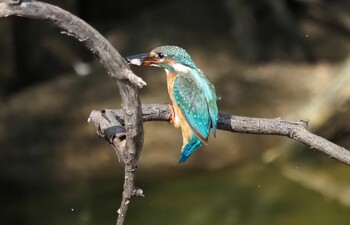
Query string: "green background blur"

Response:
xmin=1 ymin=0 xmax=350 ymax=224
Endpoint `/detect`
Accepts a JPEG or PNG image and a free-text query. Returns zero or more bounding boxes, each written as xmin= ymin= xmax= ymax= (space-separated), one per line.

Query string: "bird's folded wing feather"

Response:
xmin=173 ymin=74 xmax=211 ymax=142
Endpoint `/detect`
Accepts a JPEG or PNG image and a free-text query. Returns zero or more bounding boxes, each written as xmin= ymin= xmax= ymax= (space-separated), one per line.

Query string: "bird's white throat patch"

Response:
xmin=168 ymin=63 xmax=192 ymax=74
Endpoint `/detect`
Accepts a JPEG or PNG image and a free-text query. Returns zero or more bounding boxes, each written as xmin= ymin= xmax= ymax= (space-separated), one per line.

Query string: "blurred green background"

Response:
xmin=1 ymin=0 xmax=350 ymax=224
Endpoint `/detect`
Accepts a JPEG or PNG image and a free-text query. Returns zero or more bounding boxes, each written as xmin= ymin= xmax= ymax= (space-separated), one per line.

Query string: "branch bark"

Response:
xmin=0 ymin=1 xmax=145 ymax=225
xmin=88 ymin=104 xmax=350 ymax=166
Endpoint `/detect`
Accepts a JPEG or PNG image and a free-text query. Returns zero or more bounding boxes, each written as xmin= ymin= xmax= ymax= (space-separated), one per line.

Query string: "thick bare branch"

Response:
xmin=88 ymin=104 xmax=350 ymax=166
xmin=0 ymin=1 xmax=144 ymax=225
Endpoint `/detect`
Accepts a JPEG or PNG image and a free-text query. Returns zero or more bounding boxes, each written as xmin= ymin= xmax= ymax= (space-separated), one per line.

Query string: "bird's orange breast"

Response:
xmin=167 ymin=72 xmax=193 ymax=144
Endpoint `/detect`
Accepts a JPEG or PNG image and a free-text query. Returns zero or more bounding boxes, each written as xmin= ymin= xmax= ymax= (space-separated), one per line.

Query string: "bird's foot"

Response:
xmin=168 ymin=104 xmax=175 ymax=124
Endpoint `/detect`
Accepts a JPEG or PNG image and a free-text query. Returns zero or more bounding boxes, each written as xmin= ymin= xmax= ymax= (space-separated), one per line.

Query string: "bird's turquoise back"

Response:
xmin=197 ymin=70 xmax=219 ymax=135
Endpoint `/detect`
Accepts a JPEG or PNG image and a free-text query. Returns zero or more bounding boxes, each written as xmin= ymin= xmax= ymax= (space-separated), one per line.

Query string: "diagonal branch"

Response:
xmin=0 ymin=1 xmax=144 ymax=225
xmin=88 ymin=104 xmax=350 ymax=166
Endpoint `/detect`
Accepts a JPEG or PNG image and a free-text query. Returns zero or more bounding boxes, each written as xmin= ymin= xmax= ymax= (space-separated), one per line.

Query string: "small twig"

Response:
xmin=88 ymin=104 xmax=350 ymax=166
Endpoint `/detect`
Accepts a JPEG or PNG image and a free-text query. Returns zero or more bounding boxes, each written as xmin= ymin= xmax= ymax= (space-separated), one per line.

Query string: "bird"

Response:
xmin=125 ymin=45 xmax=219 ymax=163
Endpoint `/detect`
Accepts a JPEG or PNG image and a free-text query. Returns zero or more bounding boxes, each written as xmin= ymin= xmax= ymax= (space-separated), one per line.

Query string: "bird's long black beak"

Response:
xmin=125 ymin=53 xmax=158 ymax=66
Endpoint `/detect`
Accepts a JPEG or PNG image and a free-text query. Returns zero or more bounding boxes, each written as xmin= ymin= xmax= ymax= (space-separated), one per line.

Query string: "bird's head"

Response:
xmin=125 ymin=45 xmax=197 ymax=74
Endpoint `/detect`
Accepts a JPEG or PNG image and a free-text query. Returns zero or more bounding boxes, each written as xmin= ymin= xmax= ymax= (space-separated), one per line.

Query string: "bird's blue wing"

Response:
xmin=173 ymin=74 xmax=211 ymax=141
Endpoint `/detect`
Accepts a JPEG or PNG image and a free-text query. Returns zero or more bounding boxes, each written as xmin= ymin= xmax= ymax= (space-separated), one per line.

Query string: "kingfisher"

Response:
xmin=125 ymin=46 xmax=219 ymax=163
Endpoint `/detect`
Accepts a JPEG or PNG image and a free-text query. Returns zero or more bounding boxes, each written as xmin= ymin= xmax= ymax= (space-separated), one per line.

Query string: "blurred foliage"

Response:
xmin=1 ymin=0 xmax=350 ymax=225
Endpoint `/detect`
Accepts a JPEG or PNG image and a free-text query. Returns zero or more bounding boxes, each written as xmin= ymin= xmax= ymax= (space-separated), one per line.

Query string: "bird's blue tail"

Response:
xmin=179 ymin=136 xmax=202 ymax=163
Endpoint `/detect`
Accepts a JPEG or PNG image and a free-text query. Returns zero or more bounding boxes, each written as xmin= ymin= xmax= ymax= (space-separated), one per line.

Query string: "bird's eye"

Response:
xmin=157 ymin=53 xmax=164 ymax=59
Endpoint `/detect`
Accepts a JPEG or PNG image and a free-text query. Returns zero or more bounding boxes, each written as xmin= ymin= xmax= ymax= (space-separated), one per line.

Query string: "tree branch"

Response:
xmin=0 ymin=1 xmax=145 ymax=225
xmin=2 ymin=1 xmax=350 ymax=225
xmin=88 ymin=104 xmax=350 ymax=166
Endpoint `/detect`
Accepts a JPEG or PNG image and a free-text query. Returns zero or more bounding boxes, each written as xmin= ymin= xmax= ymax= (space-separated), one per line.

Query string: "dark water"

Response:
xmin=2 ymin=160 xmax=349 ymax=225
